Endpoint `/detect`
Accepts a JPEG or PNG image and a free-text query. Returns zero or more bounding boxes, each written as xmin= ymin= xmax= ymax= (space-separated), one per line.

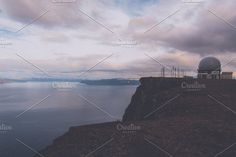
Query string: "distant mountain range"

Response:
xmin=80 ymin=79 xmax=139 ymax=86
xmin=0 ymin=78 xmax=140 ymax=86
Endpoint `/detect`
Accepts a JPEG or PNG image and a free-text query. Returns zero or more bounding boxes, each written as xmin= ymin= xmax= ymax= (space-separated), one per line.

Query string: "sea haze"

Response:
xmin=0 ymin=82 xmax=137 ymax=157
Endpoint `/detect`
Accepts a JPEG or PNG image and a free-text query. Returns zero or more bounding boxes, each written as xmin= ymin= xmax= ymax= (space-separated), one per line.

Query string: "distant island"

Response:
xmin=80 ymin=79 xmax=139 ymax=86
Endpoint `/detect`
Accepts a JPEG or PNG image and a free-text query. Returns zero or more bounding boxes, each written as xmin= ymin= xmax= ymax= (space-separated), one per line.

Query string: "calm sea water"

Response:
xmin=0 ymin=82 xmax=137 ymax=157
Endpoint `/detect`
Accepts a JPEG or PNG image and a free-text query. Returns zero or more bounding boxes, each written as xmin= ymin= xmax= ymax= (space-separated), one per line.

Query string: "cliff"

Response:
xmin=35 ymin=77 xmax=236 ymax=157
xmin=123 ymin=77 xmax=236 ymax=121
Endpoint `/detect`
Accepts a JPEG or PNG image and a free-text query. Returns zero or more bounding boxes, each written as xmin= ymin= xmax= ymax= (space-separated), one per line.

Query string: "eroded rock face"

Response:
xmin=36 ymin=78 xmax=236 ymax=157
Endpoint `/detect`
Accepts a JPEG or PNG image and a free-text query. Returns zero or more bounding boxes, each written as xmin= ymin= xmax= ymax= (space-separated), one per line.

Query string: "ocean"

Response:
xmin=0 ymin=82 xmax=137 ymax=157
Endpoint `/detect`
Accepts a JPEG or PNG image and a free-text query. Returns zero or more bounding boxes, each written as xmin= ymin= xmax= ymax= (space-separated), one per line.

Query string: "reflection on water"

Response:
xmin=0 ymin=82 xmax=137 ymax=157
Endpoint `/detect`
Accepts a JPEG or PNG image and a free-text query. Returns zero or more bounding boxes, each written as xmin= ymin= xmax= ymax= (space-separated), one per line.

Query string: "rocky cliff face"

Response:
xmin=123 ymin=77 xmax=236 ymax=121
xmin=35 ymin=77 xmax=236 ymax=157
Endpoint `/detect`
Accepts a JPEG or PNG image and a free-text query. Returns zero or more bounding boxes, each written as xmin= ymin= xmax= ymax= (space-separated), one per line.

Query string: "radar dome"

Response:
xmin=198 ymin=57 xmax=221 ymax=72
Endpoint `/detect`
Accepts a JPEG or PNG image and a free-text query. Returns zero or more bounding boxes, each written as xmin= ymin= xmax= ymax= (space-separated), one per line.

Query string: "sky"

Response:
xmin=0 ymin=0 xmax=236 ymax=79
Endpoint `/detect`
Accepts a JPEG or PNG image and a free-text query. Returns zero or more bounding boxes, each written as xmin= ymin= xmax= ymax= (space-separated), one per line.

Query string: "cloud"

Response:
xmin=0 ymin=0 xmax=128 ymax=31
xmin=1 ymin=0 xmax=236 ymax=79
xmin=0 ymin=0 xmax=82 ymax=28
xmin=40 ymin=31 xmax=71 ymax=43
xmin=131 ymin=0 xmax=236 ymax=55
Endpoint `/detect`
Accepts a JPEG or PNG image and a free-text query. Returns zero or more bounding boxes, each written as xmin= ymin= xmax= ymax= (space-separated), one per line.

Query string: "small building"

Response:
xmin=221 ymin=72 xmax=233 ymax=79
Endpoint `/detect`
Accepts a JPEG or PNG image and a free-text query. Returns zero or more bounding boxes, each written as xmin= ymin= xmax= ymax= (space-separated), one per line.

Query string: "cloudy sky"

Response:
xmin=0 ymin=0 xmax=235 ymax=79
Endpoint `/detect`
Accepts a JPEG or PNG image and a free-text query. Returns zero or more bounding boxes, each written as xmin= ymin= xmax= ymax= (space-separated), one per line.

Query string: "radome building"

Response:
xmin=197 ymin=57 xmax=233 ymax=79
